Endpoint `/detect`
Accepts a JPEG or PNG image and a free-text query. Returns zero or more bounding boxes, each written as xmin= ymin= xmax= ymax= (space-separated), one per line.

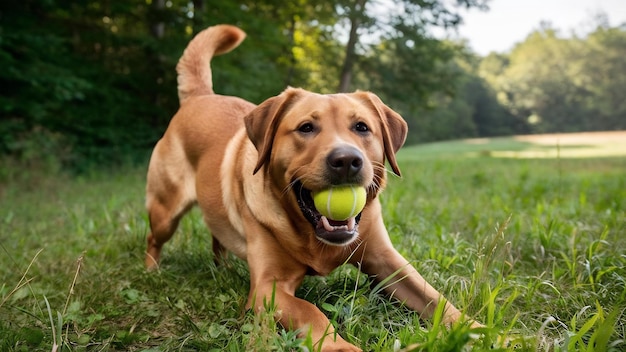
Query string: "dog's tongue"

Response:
xmin=320 ymin=216 xmax=356 ymax=232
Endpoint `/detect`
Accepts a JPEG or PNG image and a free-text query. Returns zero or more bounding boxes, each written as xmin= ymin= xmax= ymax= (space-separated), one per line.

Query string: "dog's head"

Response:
xmin=244 ymin=88 xmax=407 ymax=246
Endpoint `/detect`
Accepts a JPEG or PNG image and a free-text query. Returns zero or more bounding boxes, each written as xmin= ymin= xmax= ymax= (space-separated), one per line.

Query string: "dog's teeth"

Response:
xmin=347 ymin=217 xmax=356 ymax=230
xmin=321 ymin=217 xmax=336 ymax=231
xmin=321 ymin=216 xmax=335 ymax=231
xmin=321 ymin=216 xmax=357 ymax=232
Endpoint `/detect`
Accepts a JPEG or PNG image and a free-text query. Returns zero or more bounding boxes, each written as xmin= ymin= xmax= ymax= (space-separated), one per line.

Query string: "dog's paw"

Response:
xmin=320 ymin=343 xmax=362 ymax=352
xmin=318 ymin=338 xmax=362 ymax=352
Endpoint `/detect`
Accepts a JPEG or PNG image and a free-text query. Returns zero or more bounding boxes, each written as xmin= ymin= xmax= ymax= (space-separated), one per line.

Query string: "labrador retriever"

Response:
xmin=145 ymin=24 xmax=476 ymax=351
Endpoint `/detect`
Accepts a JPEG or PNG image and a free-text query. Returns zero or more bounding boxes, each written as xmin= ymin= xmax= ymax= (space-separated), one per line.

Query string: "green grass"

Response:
xmin=1 ymin=136 xmax=625 ymax=351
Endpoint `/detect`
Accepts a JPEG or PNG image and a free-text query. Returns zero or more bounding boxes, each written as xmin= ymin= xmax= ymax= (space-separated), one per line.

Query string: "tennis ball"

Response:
xmin=312 ymin=185 xmax=367 ymax=221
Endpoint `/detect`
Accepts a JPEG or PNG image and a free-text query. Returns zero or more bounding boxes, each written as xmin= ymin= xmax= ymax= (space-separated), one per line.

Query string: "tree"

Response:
xmin=580 ymin=26 xmax=626 ymax=130
xmin=479 ymin=22 xmax=626 ymax=134
xmin=334 ymin=0 xmax=489 ymax=92
xmin=408 ymin=47 xmax=524 ymax=143
xmin=337 ymin=0 xmax=367 ymax=92
xmin=2 ymin=0 xmax=520 ymax=172
xmin=0 ymin=0 xmax=299 ymax=170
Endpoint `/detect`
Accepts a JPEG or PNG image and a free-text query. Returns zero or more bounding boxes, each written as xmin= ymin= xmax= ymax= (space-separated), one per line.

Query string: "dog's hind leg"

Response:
xmin=145 ymin=198 xmax=194 ymax=269
xmin=211 ymin=237 xmax=228 ymax=265
xmin=145 ymin=142 xmax=197 ymax=269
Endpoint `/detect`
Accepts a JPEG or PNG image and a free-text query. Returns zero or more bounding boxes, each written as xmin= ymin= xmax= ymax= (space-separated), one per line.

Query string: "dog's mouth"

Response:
xmin=294 ymin=181 xmax=362 ymax=246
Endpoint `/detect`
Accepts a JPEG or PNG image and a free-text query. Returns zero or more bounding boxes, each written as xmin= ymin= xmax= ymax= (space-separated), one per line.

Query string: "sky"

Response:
xmin=452 ymin=0 xmax=626 ymax=55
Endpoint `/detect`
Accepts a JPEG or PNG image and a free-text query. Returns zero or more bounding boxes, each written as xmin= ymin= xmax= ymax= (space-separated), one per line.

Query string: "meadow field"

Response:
xmin=1 ymin=132 xmax=625 ymax=351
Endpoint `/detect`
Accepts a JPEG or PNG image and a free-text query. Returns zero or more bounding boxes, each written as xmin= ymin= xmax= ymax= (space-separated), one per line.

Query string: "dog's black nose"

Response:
xmin=327 ymin=145 xmax=364 ymax=184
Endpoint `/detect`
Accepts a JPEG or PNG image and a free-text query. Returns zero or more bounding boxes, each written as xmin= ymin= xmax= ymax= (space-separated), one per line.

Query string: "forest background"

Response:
xmin=1 ymin=0 xmax=625 ymax=174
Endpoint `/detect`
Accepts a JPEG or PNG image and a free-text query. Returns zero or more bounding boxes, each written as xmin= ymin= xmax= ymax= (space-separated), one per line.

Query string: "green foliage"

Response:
xmin=2 ymin=0 xmax=625 ymax=172
xmin=0 ymin=0 xmax=495 ymax=171
xmin=0 ymin=0 xmax=175 ymax=170
xmin=479 ymin=23 xmax=626 ymax=134
xmin=0 ymin=0 xmax=301 ymax=171
xmin=408 ymin=51 xmax=525 ymax=144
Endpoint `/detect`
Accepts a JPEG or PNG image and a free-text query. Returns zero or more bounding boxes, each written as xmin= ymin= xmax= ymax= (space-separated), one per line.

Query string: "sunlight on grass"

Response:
xmin=399 ymin=131 xmax=626 ymax=160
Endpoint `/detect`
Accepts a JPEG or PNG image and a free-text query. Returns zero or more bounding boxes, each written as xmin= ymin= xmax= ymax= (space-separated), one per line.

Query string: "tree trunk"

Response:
xmin=338 ymin=0 xmax=366 ymax=93
xmin=284 ymin=16 xmax=297 ymax=87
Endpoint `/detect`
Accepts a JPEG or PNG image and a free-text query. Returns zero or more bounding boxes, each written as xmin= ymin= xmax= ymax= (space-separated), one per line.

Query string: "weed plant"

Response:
xmin=1 ymin=144 xmax=624 ymax=351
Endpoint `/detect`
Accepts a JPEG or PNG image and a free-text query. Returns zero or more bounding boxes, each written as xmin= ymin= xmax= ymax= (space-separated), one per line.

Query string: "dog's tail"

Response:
xmin=176 ymin=25 xmax=246 ymax=103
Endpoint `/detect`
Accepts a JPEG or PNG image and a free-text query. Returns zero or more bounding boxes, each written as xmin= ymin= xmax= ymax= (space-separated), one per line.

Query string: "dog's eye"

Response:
xmin=298 ymin=122 xmax=315 ymax=134
xmin=355 ymin=122 xmax=369 ymax=133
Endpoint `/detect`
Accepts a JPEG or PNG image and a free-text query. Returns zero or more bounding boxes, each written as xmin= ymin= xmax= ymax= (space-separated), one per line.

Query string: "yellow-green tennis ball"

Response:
xmin=313 ymin=185 xmax=367 ymax=221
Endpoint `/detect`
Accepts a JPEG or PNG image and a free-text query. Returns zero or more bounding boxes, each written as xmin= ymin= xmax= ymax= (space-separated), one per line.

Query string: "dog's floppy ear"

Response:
xmin=355 ymin=91 xmax=408 ymax=176
xmin=244 ymin=88 xmax=302 ymax=174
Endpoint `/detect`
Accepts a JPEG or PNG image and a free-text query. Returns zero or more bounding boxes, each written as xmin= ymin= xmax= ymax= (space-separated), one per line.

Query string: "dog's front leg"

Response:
xmin=244 ymin=231 xmax=361 ymax=350
xmin=354 ymin=218 xmax=476 ymax=327
xmin=246 ymin=279 xmax=360 ymax=351
xmin=360 ymin=246 xmax=464 ymax=324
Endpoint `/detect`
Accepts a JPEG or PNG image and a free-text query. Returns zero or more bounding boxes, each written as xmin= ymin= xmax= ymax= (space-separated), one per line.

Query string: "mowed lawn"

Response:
xmin=1 ymin=132 xmax=625 ymax=351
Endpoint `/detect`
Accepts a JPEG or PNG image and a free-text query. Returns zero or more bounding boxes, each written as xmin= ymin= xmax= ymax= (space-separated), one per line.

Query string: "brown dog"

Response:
xmin=145 ymin=25 xmax=474 ymax=351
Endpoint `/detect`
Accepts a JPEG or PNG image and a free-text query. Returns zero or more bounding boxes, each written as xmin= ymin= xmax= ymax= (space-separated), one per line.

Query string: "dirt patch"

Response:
xmin=489 ymin=131 xmax=626 ymax=158
xmin=514 ymin=131 xmax=626 ymax=146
